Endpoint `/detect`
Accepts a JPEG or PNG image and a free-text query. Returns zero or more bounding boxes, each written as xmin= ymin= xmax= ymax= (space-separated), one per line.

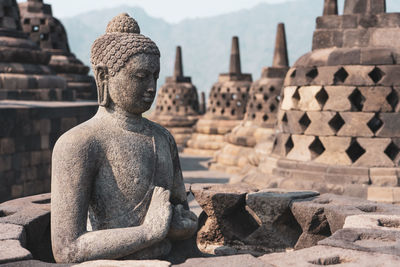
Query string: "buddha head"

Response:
xmin=91 ymin=13 xmax=160 ymax=114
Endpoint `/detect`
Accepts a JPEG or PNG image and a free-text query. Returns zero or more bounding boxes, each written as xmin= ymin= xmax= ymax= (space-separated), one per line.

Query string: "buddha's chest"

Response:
xmin=96 ymin=131 xmax=174 ymax=201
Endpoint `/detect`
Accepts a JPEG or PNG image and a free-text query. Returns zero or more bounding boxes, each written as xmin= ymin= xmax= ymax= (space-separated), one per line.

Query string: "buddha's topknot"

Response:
xmin=91 ymin=13 xmax=160 ymax=77
xmin=106 ymin=13 xmax=140 ymax=34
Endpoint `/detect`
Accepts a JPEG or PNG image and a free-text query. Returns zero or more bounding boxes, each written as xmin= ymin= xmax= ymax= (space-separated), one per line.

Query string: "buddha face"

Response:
xmin=97 ymin=53 xmax=160 ymax=115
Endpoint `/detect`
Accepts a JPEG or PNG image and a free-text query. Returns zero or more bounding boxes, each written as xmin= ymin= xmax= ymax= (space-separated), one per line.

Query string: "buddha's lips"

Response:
xmin=143 ymin=93 xmax=154 ymax=102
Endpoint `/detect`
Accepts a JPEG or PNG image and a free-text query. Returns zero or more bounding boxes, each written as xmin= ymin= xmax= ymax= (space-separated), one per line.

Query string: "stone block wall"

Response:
xmin=0 ymin=101 xmax=97 ymax=202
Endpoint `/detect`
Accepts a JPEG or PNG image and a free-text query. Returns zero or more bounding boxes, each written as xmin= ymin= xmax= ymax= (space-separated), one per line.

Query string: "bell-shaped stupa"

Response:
xmin=0 ymin=0 xmax=67 ymax=100
xmin=18 ymin=0 xmax=96 ymax=100
xmin=210 ymin=23 xmax=290 ymax=173
xmin=151 ymin=46 xmax=201 ymax=147
xmin=184 ymin=36 xmax=253 ymax=156
xmin=243 ymin=0 xmax=400 ymax=200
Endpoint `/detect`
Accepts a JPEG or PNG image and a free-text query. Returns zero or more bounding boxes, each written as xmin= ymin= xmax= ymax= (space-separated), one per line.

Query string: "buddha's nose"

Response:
xmin=148 ymin=79 xmax=156 ymax=93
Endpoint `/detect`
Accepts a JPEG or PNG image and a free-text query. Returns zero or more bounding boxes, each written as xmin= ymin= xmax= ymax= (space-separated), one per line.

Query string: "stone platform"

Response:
xmin=2 ymin=184 xmax=400 ymax=266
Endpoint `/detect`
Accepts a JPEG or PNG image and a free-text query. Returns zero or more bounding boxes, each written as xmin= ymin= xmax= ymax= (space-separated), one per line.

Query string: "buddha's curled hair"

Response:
xmin=90 ymin=13 xmax=160 ymax=76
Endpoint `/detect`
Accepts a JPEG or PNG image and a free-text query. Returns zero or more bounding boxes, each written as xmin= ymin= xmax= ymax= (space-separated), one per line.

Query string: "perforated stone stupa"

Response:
xmin=0 ymin=0 xmax=67 ymax=100
xmin=18 ymin=0 xmax=96 ymax=100
xmin=184 ymin=36 xmax=252 ymax=156
xmin=210 ymin=23 xmax=290 ymax=173
xmin=151 ymin=46 xmax=200 ymax=147
xmin=244 ymin=0 xmax=400 ymax=201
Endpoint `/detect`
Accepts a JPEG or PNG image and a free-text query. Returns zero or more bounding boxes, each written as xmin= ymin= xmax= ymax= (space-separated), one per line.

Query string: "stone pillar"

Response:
xmin=323 ymin=0 xmax=338 ymax=15
xmin=173 ymin=46 xmax=184 ymax=78
xmin=229 ymin=36 xmax=241 ymax=75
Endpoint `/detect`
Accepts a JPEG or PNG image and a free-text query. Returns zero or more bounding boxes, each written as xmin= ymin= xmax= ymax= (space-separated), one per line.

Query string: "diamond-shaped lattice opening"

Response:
xmin=269 ymin=86 xmax=275 ymax=92
xmin=367 ymin=114 xmax=383 ymax=134
xmin=263 ymin=114 xmax=269 ymax=121
xmin=334 ymin=67 xmax=349 ymax=84
xmin=384 ymin=142 xmax=400 ymax=161
xmin=257 ymin=104 xmax=263 ymax=110
xmin=346 ymin=139 xmax=366 ymax=163
xmin=292 ymin=87 xmax=300 ymax=101
xmin=285 ymin=136 xmax=294 ymax=155
xmin=315 ymin=87 xmax=329 ymax=108
xmin=369 ymin=67 xmax=385 ymax=84
xmin=309 ymin=137 xmax=325 ymax=159
xmin=270 ymin=104 xmax=276 ymax=112
xmin=282 ymin=112 xmax=288 ymax=123
xmin=306 ymin=67 xmax=319 ymax=81
xmin=299 ymin=113 xmax=311 ymax=131
xmin=328 ymin=113 xmax=345 ymax=133
xmin=264 ymin=94 xmax=269 ymax=101
xmin=348 ymin=88 xmax=365 ymax=111
xmin=386 ymin=89 xmax=399 ymax=111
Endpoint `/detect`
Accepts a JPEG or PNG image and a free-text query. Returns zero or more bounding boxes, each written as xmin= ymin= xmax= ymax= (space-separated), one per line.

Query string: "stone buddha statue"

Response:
xmin=50 ymin=13 xmax=197 ymax=263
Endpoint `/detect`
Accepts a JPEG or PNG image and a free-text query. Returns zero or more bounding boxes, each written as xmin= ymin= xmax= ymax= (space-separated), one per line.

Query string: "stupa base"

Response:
xmin=209 ymin=122 xmax=276 ymax=174
xmin=234 ymin=155 xmax=400 ymax=204
xmin=183 ymin=118 xmax=242 ymax=156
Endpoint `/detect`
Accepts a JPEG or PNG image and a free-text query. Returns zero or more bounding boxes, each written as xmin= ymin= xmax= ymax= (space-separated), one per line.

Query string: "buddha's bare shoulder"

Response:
xmin=53 ymin=116 xmax=105 ymax=157
xmin=145 ymin=118 xmax=176 ymax=144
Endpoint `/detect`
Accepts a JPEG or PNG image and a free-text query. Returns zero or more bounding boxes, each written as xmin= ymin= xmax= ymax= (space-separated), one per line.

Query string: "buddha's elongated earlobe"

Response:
xmin=95 ymin=65 xmax=110 ymax=107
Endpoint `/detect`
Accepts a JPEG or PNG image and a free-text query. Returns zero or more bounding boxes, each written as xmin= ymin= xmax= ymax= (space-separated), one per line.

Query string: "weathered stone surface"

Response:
xmin=2 ymin=259 xmax=171 ymax=267
xmin=286 ymin=135 xmax=315 ymax=161
xmin=368 ymin=186 xmax=400 ymax=204
xmin=370 ymin=168 xmax=400 ymax=186
xmin=305 ymin=111 xmax=336 ymax=136
xmin=244 ymin=190 xmax=318 ymax=249
xmin=0 ymin=224 xmax=26 ymax=246
xmin=319 ymin=228 xmax=400 ymax=256
xmin=336 ymin=112 xmax=374 ymax=137
xmin=323 ymin=86 xmax=354 ymax=111
xmin=76 ymin=260 xmax=171 ymax=266
xmin=344 ymin=0 xmax=386 ymax=16
xmin=315 ymin=136 xmax=352 ymax=165
xmin=259 ymin=245 xmax=400 ymax=267
xmin=376 ymin=113 xmax=400 ymax=137
xmin=281 ymin=86 xmax=299 ymax=110
xmin=191 ymin=183 xmax=259 ymax=249
xmin=177 ymin=254 xmax=270 ymax=267
xmin=355 ymin=138 xmax=393 ymax=167
xmin=0 ymin=240 xmax=32 ymax=264
xmin=290 ymin=193 xmax=400 ymax=249
xmin=343 ymin=214 xmax=400 ymax=231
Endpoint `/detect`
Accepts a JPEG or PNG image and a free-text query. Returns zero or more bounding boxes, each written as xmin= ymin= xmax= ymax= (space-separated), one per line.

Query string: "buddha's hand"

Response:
xmin=144 ymin=186 xmax=173 ymax=241
xmin=167 ymin=204 xmax=198 ymax=241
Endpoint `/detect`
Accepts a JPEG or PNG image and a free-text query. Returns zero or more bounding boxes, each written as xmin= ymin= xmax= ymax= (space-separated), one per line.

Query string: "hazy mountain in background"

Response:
xmin=60 ymin=0 xmax=400 ymax=95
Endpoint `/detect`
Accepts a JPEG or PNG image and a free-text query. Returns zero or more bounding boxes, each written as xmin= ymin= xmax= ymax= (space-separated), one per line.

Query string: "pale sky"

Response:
xmin=17 ymin=0 xmax=294 ymax=23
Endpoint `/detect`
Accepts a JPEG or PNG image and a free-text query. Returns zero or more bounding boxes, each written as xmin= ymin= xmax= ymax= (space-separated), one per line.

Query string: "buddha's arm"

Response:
xmin=51 ymin=135 xmax=172 ymax=263
xmin=167 ymin=136 xmax=198 ymax=240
